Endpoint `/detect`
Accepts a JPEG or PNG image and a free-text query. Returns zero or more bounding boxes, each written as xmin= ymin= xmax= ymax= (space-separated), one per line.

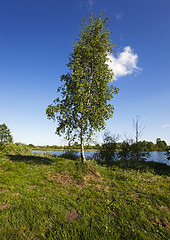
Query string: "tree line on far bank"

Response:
xmin=31 ymin=138 xmax=168 ymax=152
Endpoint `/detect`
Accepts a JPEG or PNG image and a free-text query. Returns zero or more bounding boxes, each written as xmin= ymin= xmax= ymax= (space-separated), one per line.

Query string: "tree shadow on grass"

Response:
xmin=7 ymin=154 xmax=54 ymax=165
xmin=97 ymin=159 xmax=170 ymax=177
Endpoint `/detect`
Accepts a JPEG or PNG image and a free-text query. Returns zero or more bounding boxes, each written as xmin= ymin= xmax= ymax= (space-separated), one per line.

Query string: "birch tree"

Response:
xmin=46 ymin=12 xmax=119 ymax=163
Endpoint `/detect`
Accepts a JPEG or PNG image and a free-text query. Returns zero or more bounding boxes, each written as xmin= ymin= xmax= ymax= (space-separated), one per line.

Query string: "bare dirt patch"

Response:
xmin=92 ymin=184 xmax=110 ymax=193
xmin=0 ymin=189 xmax=9 ymax=194
xmin=65 ymin=209 xmax=81 ymax=221
xmin=50 ymin=173 xmax=73 ymax=186
xmin=0 ymin=204 xmax=10 ymax=210
xmin=77 ymin=180 xmax=85 ymax=187
xmin=131 ymin=194 xmax=139 ymax=198
xmin=27 ymin=185 xmax=37 ymax=190
xmin=84 ymin=173 xmax=107 ymax=183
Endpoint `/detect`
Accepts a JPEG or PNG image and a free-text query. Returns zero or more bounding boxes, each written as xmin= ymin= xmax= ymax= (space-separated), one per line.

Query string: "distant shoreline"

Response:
xmin=32 ymin=148 xmax=98 ymax=151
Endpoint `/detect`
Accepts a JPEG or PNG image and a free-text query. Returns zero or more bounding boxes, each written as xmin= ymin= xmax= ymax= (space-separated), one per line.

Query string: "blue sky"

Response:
xmin=0 ymin=0 xmax=170 ymax=146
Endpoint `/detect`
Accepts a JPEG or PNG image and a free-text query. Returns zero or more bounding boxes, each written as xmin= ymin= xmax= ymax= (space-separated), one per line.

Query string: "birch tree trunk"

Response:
xmin=80 ymin=119 xmax=86 ymax=164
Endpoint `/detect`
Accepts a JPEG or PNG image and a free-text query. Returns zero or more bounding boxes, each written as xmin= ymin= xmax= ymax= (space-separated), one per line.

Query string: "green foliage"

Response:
xmin=2 ymin=143 xmax=31 ymax=155
xmin=145 ymin=141 xmax=156 ymax=151
xmin=98 ymin=133 xmax=151 ymax=162
xmin=28 ymin=143 xmax=35 ymax=148
xmin=99 ymin=131 xmax=119 ymax=161
xmin=118 ymin=139 xmax=134 ymax=161
xmin=0 ymin=142 xmax=4 ymax=151
xmin=165 ymin=146 xmax=170 ymax=161
xmin=46 ymin=11 xmax=119 ymax=163
xmin=128 ymin=140 xmax=167 ymax=152
xmin=156 ymin=138 xmax=167 ymax=151
xmin=131 ymin=143 xmax=150 ymax=161
xmin=34 ymin=139 xmax=168 ymax=152
xmin=58 ymin=151 xmax=79 ymax=160
xmin=0 ymin=123 xmax=13 ymax=145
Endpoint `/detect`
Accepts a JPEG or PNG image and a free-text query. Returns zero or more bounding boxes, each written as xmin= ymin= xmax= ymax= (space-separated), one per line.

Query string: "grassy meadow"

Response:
xmin=0 ymin=152 xmax=169 ymax=239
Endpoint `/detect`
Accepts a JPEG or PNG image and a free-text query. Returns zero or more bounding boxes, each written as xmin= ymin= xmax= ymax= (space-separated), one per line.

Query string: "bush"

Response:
xmin=165 ymin=146 xmax=170 ymax=161
xmin=99 ymin=131 xmax=119 ymax=162
xmin=118 ymin=139 xmax=133 ymax=161
xmin=2 ymin=143 xmax=31 ymax=155
xmin=118 ymin=139 xmax=150 ymax=161
xmin=58 ymin=151 xmax=79 ymax=160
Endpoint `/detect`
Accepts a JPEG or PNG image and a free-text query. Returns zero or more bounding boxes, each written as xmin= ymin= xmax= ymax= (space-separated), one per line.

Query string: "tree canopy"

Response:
xmin=46 ymin=11 xmax=119 ymax=163
xmin=0 ymin=123 xmax=13 ymax=145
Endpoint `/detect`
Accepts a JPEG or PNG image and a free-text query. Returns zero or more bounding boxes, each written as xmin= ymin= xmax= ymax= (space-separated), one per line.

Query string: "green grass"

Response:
xmin=0 ymin=152 xmax=169 ymax=239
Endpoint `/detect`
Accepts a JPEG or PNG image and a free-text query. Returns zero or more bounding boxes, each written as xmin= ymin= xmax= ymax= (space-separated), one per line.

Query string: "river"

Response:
xmin=32 ymin=150 xmax=170 ymax=166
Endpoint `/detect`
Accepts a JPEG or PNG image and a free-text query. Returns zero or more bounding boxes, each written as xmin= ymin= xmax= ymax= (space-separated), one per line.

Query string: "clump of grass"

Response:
xmin=0 ymin=153 xmax=169 ymax=239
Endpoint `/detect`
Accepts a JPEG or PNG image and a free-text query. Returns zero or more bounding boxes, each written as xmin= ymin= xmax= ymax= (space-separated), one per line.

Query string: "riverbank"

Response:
xmin=0 ymin=153 xmax=169 ymax=239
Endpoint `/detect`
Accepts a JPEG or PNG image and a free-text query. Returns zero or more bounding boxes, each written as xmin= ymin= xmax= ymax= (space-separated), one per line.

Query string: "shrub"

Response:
xmin=118 ymin=139 xmax=150 ymax=161
xmin=165 ymin=146 xmax=170 ymax=161
xmin=58 ymin=151 xmax=79 ymax=160
xmin=2 ymin=143 xmax=31 ymax=155
xmin=99 ymin=131 xmax=119 ymax=162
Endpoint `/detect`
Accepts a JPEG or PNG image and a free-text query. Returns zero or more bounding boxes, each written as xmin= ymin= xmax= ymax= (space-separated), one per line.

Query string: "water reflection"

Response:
xmin=32 ymin=150 xmax=170 ymax=166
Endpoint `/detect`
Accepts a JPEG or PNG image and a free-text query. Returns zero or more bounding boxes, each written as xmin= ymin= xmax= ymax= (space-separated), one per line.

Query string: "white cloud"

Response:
xmin=115 ymin=12 xmax=123 ymax=21
xmin=162 ymin=124 xmax=170 ymax=128
xmin=107 ymin=46 xmax=141 ymax=80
